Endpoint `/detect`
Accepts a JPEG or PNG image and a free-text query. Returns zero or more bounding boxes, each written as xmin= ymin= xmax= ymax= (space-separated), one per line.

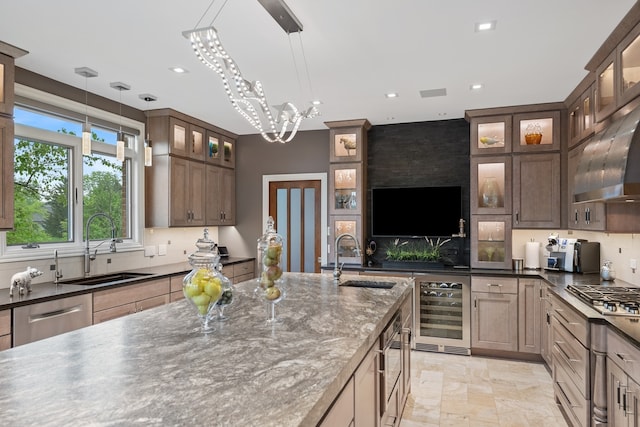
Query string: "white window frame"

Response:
xmin=0 ymin=84 xmax=146 ymax=262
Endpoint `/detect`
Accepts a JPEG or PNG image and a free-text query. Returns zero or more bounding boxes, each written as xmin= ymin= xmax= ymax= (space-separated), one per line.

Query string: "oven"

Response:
xmin=380 ymin=312 xmax=402 ymax=419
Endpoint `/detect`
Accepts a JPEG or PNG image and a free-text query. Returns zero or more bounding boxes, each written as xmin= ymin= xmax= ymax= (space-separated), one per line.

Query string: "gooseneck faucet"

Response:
xmin=333 ymin=233 xmax=362 ymax=282
xmin=85 ymin=213 xmax=120 ymax=277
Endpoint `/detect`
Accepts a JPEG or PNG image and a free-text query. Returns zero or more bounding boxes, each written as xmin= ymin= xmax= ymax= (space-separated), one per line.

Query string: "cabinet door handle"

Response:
xmin=574 ymin=209 xmax=579 ymax=224
xmin=617 ymin=352 xmax=635 ymax=364
xmin=515 ymin=211 xmax=519 ymax=224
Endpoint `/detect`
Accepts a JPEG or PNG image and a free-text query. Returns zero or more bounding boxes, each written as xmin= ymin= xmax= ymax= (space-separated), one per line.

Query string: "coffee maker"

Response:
xmin=545 ymin=237 xmax=578 ymax=272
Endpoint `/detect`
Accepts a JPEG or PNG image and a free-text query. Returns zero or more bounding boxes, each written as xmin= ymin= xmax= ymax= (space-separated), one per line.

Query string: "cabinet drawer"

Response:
xmin=0 ymin=309 xmax=10 ymax=336
xmin=550 ymin=293 xmax=589 ymax=347
xmin=234 ymin=273 xmax=255 ymax=284
xmin=319 ymin=376 xmax=354 ymax=427
xmin=0 ymin=334 xmax=10 ymax=351
xmin=170 ymin=290 xmax=184 ymax=302
xmin=608 ymin=328 xmax=640 ymax=384
xmin=552 ymin=318 xmax=589 ymax=396
xmin=471 ymin=276 xmax=517 ymax=294
xmin=137 ymin=295 xmax=170 ymax=312
xmin=554 ymin=360 xmax=589 ymax=427
xmin=170 ymin=275 xmax=184 ymax=293
xmin=93 ymin=302 xmax=137 ymax=324
xmin=93 ymin=279 xmax=170 ymax=312
xmin=233 ymin=261 xmax=254 ymax=278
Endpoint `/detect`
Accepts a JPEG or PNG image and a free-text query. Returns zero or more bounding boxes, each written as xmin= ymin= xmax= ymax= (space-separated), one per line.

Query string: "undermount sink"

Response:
xmin=339 ymin=280 xmax=396 ymax=289
xmin=59 ymin=272 xmax=152 ymax=286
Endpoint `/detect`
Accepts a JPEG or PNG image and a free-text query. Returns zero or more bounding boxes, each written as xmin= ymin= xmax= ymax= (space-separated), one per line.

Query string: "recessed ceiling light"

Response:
xmin=475 ymin=20 xmax=496 ymax=32
xmin=385 ymin=92 xmax=398 ymax=98
xmin=311 ymin=99 xmax=323 ymax=105
xmin=170 ymin=67 xmax=189 ymax=74
xmin=470 ymin=83 xmax=484 ymax=90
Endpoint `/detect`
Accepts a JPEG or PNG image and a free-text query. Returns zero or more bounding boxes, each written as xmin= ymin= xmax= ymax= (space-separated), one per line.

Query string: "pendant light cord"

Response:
xmin=194 ymin=0 xmax=229 ymax=29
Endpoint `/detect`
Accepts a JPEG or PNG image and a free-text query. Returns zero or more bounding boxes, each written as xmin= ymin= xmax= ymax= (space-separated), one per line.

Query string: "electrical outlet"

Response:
xmin=49 ymin=264 xmax=56 ymax=271
xmin=144 ymin=246 xmax=156 ymax=257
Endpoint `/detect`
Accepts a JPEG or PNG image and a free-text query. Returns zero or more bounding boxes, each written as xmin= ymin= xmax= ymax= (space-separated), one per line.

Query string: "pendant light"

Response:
xmin=110 ymin=81 xmax=130 ymax=162
xmin=139 ymin=93 xmax=157 ymax=167
xmin=75 ymin=67 xmax=98 ymax=156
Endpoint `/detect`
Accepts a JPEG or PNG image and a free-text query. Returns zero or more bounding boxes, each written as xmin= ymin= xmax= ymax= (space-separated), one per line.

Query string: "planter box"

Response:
xmin=381 ymin=261 xmax=445 ymax=270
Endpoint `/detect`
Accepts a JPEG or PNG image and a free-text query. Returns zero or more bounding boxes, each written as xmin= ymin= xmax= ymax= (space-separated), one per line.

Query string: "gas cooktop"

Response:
xmin=567 ymin=284 xmax=640 ymax=316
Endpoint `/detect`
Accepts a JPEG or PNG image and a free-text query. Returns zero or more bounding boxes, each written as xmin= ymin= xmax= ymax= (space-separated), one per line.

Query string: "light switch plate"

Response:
xmin=158 ymin=244 xmax=167 ymax=256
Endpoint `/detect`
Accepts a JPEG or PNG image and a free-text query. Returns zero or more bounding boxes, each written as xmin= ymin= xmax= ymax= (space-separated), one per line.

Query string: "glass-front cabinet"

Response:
xmin=470 ymin=115 xmax=512 ymax=155
xmin=221 ymin=138 xmax=235 ymax=168
xmin=512 ymin=111 xmax=560 ymax=152
xmin=329 ymin=216 xmax=363 ymax=265
xmin=596 ymin=52 xmax=617 ymax=122
xmin=471 ymin=215 xmax=512 ymax=269
xmin=568 ymin=84 xmax=595 ymax=148
xmin=620 ymin=22 xmax=640 ymax=105
xmin=471 ymin=156 xmax=511 ymax=215
xmin=205 ymin=131 xmax=235 ymax=169
xmin=168 ymin=117 xmax=205 ymax=161
xmin=329 ymin=163 xmax=362 ymax=215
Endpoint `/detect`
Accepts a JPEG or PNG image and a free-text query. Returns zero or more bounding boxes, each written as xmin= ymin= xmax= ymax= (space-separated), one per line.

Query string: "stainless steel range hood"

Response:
xmin=573 ymin=103 xmax=640 ymax=203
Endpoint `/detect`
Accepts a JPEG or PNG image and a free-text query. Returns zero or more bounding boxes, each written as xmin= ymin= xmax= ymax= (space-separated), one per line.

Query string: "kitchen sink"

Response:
xmin=339 ymin=280 xmax=396 ymax=289
xmin=59 ymin=272 xmax=152 ymax=286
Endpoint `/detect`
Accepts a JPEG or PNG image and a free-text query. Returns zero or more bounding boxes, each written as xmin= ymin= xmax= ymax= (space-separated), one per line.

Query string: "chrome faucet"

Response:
xmin=85 ymin=213 xmax=121 ymax=277
xmin=333 ymin=233 xmax=362 ymax=282
xmin=53 ymin=249 xmax=63 ymax=285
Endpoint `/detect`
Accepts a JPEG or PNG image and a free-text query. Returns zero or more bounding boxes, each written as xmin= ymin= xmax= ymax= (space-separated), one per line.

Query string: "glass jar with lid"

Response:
xmin=183 ymin=228 xmax=231 ymax=333
xmin=255 ymin=216 xmax=286 ymax=323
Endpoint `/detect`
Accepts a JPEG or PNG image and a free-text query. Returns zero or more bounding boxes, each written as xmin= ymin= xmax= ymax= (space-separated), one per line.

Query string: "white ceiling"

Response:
xmin=0 ymin=0 xmax=637 ymax=137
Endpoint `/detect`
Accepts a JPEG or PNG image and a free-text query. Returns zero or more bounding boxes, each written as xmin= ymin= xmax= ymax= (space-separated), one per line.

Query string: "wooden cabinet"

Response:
xmin=607 ymin=328 xmax=640 ymax=427
xmin=471 ymin=276 xmax=518 ymax=352
xmin=326 ymin=119 xmax=370 ymax=267
xmin=540 ymin=284 xmax=553 ymax=366
xmin=93 ymin=278 xmax=171 ymax=324
xmin=354 ymin=342 xmax=379 ymax=427
xmin=205 ymin=165 xmax=235 ymax=225
xmin=567 ymin=140 xmax=608 ymax=231
xmin=512 ymin=153 xmax=560 ymax=228
xmin=0 ymin=309 xmax=11 ymax=351
xmin=400 ymin=295 xmax=412 ymax=412
xmin=170 ymin=274 xmax=185 ymax=302
xmin=219 ymin=260 xmax=256 ymax=284
xmin=0 ymin=116 xmax=14 ymax=229
xmin=518 ymin=278 xmax=541 ymax=354
xmin=512 ymin=110 xmax=561 ymax=152
xmin=319 ymin=376 xmax=355 ymax=427
xmin=145 ymin=109 xmax=237 ymax=228
xmin=470 ymin=115 xmax=512 ymax=155
xmin=146 ymin=155 xmax=206 ymax=227
xmin=550 ymin=292 xmax=590 ymax=427
xmin=0 ymin=52 xmax=16 ymax=116
xmin=470 ymin=215 xmax=512 ymax=269
xmin=568 ymin=83 xmax=595 ymax=148
xmin=471 ymin=155 xmax=512 ymax=215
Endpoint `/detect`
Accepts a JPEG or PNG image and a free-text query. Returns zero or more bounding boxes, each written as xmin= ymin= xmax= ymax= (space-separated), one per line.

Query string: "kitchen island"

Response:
xmin=0 ymin=272 xmax=412 ymax=426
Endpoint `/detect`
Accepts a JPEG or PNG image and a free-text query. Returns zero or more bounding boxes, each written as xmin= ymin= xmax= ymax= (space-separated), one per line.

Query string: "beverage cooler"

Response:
xmin=413 ymin=274 xmax=471 ymax=356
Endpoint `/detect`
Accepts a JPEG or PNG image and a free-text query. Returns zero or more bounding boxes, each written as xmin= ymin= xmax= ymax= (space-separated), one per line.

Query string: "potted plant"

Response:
xmin=383 ymin=237 xmax=451 ymax=269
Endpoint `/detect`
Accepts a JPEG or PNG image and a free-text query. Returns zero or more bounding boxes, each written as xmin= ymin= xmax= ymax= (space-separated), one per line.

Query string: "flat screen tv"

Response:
xmin=371 ymin=186 xmax=462 ymax=237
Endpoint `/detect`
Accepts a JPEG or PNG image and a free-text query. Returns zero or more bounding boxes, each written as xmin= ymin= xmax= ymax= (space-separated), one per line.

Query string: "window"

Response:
xmin=2 ymin=85 xmax=145 ymax=259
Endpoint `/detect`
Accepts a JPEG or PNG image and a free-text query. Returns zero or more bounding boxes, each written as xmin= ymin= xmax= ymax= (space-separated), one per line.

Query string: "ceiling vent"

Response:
xmin=420 ymin=88 xmax=447 ymax=98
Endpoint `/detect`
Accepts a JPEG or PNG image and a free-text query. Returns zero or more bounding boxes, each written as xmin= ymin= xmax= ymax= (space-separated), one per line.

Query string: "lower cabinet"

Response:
xmin=540 ymin=283 xmax=554 ymax=366
xmin=550 ymin=292 xmax=590 ymax=427
xmin=607 ymin=328 xmax=640 ymax=427
xmin=0 ymin=309 xmax=11 ymax=350
xmin=220 ymin=260 xmax=256 ymax=284
xmin=93 ymin=278 xmax=171 ymax=324
xmin=518 ymin=278 xmax=541 ymax=354
xmin=170 ymin=274 xmax=184 ymax=302
xmin=400 ymin=296 xmax=412 ymax=412
xmin=354 ymin=341 xmax=379 ymax=427
xmin=471 ymin=276 xmax=518 ymax=352
xmin=319 ymin=376 xmax=355 ymax=427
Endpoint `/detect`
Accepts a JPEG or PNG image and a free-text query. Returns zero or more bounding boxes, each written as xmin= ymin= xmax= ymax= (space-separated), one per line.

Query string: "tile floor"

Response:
xmin=400 ymin=351 xmax=569 ymax=427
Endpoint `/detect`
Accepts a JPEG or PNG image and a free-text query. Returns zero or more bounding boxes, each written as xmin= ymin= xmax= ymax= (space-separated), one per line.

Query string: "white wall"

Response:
xmin=512 ymin=229 xmax=640 ymax=286
xmin=0 ymin=228 xmax=213 ymax=290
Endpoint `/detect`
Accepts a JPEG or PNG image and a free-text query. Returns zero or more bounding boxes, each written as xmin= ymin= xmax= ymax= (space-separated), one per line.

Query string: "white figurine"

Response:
xmin=9 ymin=267 xmax=43 ymax=297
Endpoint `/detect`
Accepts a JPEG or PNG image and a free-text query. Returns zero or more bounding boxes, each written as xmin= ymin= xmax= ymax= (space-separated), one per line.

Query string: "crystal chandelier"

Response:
xmin=183 ymin=1 xmax=318 ymax=143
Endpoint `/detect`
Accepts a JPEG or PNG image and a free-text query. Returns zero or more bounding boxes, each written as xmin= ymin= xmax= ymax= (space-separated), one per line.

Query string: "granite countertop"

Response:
xmin=0 ymin=257 xmax=253 ymax=310
xmin=0 ymin=272 xmax=412 ymax=426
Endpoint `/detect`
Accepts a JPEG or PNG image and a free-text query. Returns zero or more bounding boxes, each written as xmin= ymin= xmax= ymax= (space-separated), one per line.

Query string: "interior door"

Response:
xmin=268 ymin=180 xmax=321 ymax=273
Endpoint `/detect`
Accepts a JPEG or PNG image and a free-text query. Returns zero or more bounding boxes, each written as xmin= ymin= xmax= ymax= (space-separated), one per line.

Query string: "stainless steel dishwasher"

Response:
xmin=13 ymin=294 xmax=93 ymax=346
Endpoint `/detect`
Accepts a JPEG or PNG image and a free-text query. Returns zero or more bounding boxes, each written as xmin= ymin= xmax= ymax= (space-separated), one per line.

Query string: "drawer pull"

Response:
xmin=556 ymin=381 xmax=580 ymax=408
xmin=617 ymin=352 xmax=635 ymax=364
xmin=554 ymin=341 xmax=580 ymax=365
xmin=555 ymin=310 xmax=581 ymax=327
xmin=487 ymin=283 xmax=503 ymax=288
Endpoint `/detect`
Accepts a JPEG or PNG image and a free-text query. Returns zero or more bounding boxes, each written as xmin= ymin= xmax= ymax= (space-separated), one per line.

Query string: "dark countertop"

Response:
xmin=0 ymin=273 xmax=412 ymax=426
xmin=327 ymin=262 xmax=640 ymax=349
xmin=0 ymin=257 xmax=253 ymax=310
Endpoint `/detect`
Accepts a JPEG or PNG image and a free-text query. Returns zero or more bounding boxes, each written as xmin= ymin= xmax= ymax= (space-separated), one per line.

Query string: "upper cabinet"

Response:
xmin=145 ymin=109 xmax=237 ymax=227
xmin=0 ymin=52 xmax=15 ymax=117
xmin=470 ymin=115 xmax=512 ymax=155
xmin=512 ymin=111 xmax=561 ymax=152
xmin=568 ymin=83 xmax=595 ymax=148
xmin=595 ymin=51 xmax=617 ymax=122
